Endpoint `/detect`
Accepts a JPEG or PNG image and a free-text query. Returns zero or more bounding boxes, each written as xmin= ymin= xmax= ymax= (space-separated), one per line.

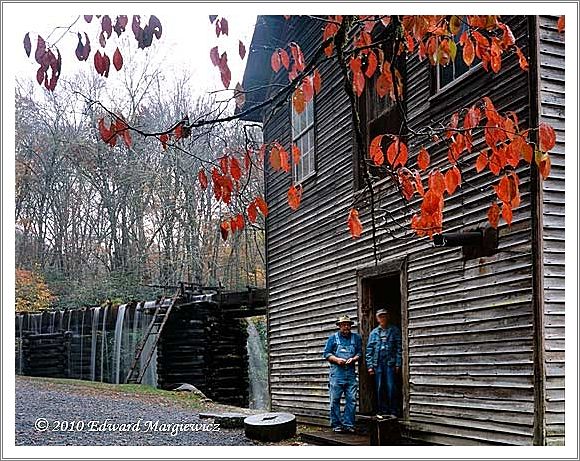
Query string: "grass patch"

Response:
xmin=17 ymin=376 xmax=204 ymax=409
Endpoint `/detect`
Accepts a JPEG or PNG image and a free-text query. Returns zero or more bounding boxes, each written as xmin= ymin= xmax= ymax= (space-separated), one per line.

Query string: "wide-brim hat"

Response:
xmin=336 ymin=315 xmax=355 ymax=326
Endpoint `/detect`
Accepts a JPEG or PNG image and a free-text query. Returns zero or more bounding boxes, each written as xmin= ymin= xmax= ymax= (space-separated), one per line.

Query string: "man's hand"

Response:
xmin=345 ymin=358 xmax=353 ymax=365
xmin=368 ymin=368 xmax=375 ymax=375
xmin=336 ymin=358 xmax=347 ymax=366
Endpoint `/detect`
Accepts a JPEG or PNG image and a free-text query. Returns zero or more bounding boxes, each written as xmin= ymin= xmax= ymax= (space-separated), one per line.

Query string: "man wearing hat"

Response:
xmin=323 ymin=314 xmax=362 ymax=433
xmin=365 ymin=308 xmax=402 ymax=417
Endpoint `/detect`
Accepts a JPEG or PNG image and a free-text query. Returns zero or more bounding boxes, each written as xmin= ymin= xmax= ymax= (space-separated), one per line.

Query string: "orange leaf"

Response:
xmin=487 ymin=202 xmax=500 ymax=229
xmin=347 ymin=208 xmax=363 ymax=239
xmin=269 ymin=145 xmax=282 ymax=171
xmin=198 ymin=169 xmax=208 ymax=190
xmin=255 ymin=196 xmax=269 ymax=216
xmin=475 ymin=151 xmax=488 ymax=172
xmin=235 ymin=213 xmax=245 ymax=232
xmin=488 ymin=151 xmax=502 ymax=175
xmin=538 ymin=153 xmax=551 ymax=179
xmin=399 ymin=171 xmax=415 ymax=200
xmin=428 ymin=169 xmax=446 ymax=196
xmin=444 ymin=166 xmax=461 ymax=195
xmin=501 ymin=203 xmax=513 ymax=226
xmin=414 ymin=170 xmax=425 ymax=197
xmin=313 ymin=69 xmax=322 ymax=94
xmin=287 ymin=184 xmax=302 ymax=210
xmin=271 ymin=50 xmax=281 ymax=72
xmin=516 ymin=47 xmax=528 ymax=71
xmin=353 ymin=70 xmax=365 ymax=97
xmin=387 ymin=137 xmax=407 ymax=167
xmin=376 ymin=71 xmax=393 ymax=99
xmin=417 ymin=147 xmax=430 ymax=171
xmin=539 ymin=122 xmax=556 ymax=152
xmin=292 ymin=88 xmax=306 ymax=114
xmin=302 ymin=76 xmax=314 ymax=102
xmin=557 ymin=16 xmax=565 ymax=33
xmin=369 ymin=135 xmax=384 ymax=166
xmin=280 ymin=49 xmax=290 ymax=69
xmin=248 ymin=201 xmax=258 ymax=223
xmin=463 ymin=38 xmax=475 ymax=66
xmin=292 ymin=144 xmax=301 ymax=165
xmin=279 ymin=146 xmax=291 ymax=173
xmin=230 ymin=157 xmax=242 ymax=181
xmin=364 ymin=50 xmax=378 ymax=78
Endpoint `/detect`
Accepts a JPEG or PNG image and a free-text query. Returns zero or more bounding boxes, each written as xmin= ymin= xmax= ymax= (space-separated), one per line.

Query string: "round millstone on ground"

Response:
xmin=244 ymin=412 xmax=296 ymax=442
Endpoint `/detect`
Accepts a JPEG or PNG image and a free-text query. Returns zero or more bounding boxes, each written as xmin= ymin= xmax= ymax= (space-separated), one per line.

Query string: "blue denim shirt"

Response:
xmin=323 ymin=332 xmax=362 ymax=380
xmin=365 ymin=325 xmax=402 ymax=369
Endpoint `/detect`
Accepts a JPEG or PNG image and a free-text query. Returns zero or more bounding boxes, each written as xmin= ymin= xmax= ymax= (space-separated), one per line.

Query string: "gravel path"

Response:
xmin=15 ymin=377 xmax=255 ymax=446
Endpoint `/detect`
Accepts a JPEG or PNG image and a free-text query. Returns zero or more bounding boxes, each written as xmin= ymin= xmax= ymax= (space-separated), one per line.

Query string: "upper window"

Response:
xmin=291 ymin=99 xmax=315 ymax=183
xmin=435 ymin=17 xmax=482 ymax=91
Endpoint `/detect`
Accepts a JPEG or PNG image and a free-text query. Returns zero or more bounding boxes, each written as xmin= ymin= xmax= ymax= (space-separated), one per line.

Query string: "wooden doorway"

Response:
xmin=357 ymin=260 xmax=408 ymax=417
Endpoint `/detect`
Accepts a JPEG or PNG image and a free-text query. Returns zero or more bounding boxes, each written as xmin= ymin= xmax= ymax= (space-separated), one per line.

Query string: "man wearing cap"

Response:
xmin=366 ymin=308 xmax=402 ymax=417
xmin=323 ymin=314 xmax=362 ymax=433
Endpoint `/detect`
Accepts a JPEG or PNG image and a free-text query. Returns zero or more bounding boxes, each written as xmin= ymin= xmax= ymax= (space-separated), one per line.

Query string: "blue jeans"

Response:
xmin=329 ymin=377 xmax=357 ymax=429
xmin=375 ymin=366 xmax=399 ymax=416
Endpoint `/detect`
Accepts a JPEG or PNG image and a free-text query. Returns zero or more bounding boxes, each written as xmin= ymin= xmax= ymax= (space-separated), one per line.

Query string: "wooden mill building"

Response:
xmin=241 ymin=15 xmax=565 ymax=445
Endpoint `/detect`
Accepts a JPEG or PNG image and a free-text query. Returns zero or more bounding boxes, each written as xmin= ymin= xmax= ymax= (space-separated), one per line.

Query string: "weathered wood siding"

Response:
xmin=538 ymin=15 xmax=565 ymax=446
xmin=261 ymin=16 xmax=543 ymax=445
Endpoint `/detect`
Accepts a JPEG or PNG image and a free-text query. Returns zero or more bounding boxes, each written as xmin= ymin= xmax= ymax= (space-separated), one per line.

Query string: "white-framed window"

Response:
xmin=291 ymin=99 xmax=315 ymax=183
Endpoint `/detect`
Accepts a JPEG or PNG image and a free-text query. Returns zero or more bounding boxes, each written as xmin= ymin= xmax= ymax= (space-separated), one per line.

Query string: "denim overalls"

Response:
xmin=329 ymin=332 xmax=358 ymax=430
xmin=375 ymin=327 xmax=400 ymax=416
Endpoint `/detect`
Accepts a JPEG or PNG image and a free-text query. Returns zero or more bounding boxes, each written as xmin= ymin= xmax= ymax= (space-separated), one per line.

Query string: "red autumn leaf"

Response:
xmin=488 ymin=150 xmax=502 ymax=175
xmin=279 ymin=146 xmax=291 ymax=173
xmin=255 ymin=196 xmax=269 ymax=216
xmin=269 ymin=144 xmax=282 ymax=171
xmin=75 ymin=32 xmax=91 ymax=61
xmin=538 ymin=153 xmax=551 ymax=179
xmin=292 ymin=88 xmax=306 ymax=114
xmin=490 ymin=39 xmax=502 ymax=73
xmin=313 ymin=69 xmax=322 ymax=94
xmin=387 ymin=137 xmax=408 ymax=168
xmin=98 ymin=118 xmax=113 ymax=144
xmin=369 ymin=135 xmax=384 ymax=166
xmin=417 ymin=147 xmax=430 ymax=171
xmin=239 ymin=40 xmax=246 ymax=59
xmin=220 ymin=221 xmax=229 ymax=241
xmin=539 ymin=122 xmax=556 ymax=152
xmin=292 ymin=144 xmax=301 ymax=165
xmin=271 ymin=50 xmax=281 ymax=72
xmin=463 ymin=38 xmax=475 ymax=66
xmin=248 ymin=201 xmax=258 ymax=223
xmin=220 ymin=17 xmax=229 ymax=35
xmin=428 ymin=169 xmax=446 ymax=196
xmin=156 ymin=133 xmax=168 ymax=150
xmin=24 ymin=32 xmax=31 ymax=57
xmin=444 ymin=166 xmax=461 ymax=195
xmin=287 ymin=184 xmax=302 ymax=210
xmin=464 ymin=106 xmax=481 ymax=130
xmin=446 ymin=112 xmax=459 ymax=138
xmin=488 ymin=202 xmax=500 ymax=229
xmin=219 ymin=156 xmax=229 ymax=175
xmin=219 ymin=53 xmax=231 ymax=88
xmin=353 ymin=70 xmax=365 ymax=97
xmin=414 ymin=171 xmax=425 ymax=197
xmin=244 ymin=150 xmax=252 ymax=170
xmin=502 ymin=203 xmax=513 ymax=226
xmin=290 ymin=42 xmax=305 ymax=72
xmin=210 ymin=46 xmax=220 ymax=66
xmin=495 ymin=174 xmax=515 ymax=204
xmin=365 ymin=50 xmax=378 ymax=78
xmin=376 ymin=70 xmax=393 ymax=99
xmin=557 ymin=16 xmax=565 ymax=33
xmin=302 ymin=76 xmax=314 ymax=102
xmin=198 ymin=169 xmax=208 ymax=190
xmin=279 ymin=49 xmax=290 ymax=70
xmin=230 ymin=157 xmax=242 ymax=181
xmin=174 ymin=124 xmax=183 ymax=140
xmin=235 ymin=213 xmax=245 ymax=231
xmin=347 ymin=208 xmax=363 ymax=239
xmin=94 ymin=50 xmax=110 ymax=77
xmin=113 ymin=47 xmax=123 ymax=71
xmin=399 ymin=171 xmax=415 ymax=200
xmin=475 ymin=151 xmax=488 ymax=172
xmin=230 ymin=216 xmax=238 ymax=233
xmin=516 ymin=47 xmax=529 ymax=71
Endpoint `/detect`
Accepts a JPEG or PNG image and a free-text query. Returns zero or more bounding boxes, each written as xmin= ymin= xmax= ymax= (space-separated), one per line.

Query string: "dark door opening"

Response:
xmin=358 ymin=271 xmax=403 ymax=416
